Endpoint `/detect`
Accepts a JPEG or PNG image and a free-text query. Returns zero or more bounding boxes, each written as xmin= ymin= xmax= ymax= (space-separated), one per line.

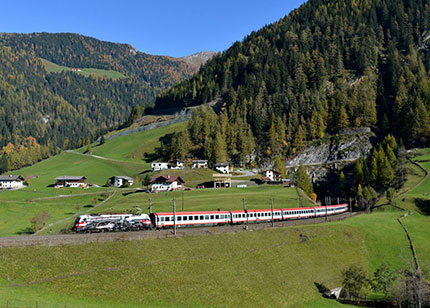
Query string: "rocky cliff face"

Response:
xmin=286 ymin=129 xmax=375 ymax=181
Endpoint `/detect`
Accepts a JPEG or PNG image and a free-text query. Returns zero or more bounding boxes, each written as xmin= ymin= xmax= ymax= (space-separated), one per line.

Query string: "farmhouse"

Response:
xmin=109 ymin=176 xmax=134 ymax=187
xmin=262 ymin=170 xmax=282 ymax=183
xmin=150 ymin=175 xmax=185 ymax=192
xmin=215 ymin=162 xmax=231 ymax=174
xmin=169 ymin=159 xmax=185 ymax=169
xmin=55 ymin=176 xmax=87 ymax=188
xmin=192 ymin=160 xmax=208 ymax=169
xmin=0 ymin=175 xmax=24 ymax=189
xmin=213 ymin=174 xmax=232 ymax=188
xmin=151 ymin=162 xmax=169 ymax=171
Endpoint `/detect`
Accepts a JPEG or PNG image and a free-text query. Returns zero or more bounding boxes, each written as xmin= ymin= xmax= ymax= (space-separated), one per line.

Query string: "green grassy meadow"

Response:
xmin=0 ymin=221 xmax=369 ymax=308
xmin=40 ymin=58 xmax=126 ymax=79
xmin=76 ymin=121 xmax=187 ymax=166
xmin=1 ymin=124 xmax=429 ymax=307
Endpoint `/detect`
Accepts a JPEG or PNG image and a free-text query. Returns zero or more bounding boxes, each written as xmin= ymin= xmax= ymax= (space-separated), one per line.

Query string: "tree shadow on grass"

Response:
xmin=122 ymin=189 xmax=146 ymax=197
xmin=16 ymin=227 xmax=33 ymax=235
xmin=414 ymin=198 xmax=430 ymax=215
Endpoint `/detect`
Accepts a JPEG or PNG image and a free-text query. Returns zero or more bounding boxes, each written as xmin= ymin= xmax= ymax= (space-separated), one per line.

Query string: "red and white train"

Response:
xmin=149 ymin=204 xmax=349 ymax=228
xmin=73 ymin=204 xmax=349 ymax=232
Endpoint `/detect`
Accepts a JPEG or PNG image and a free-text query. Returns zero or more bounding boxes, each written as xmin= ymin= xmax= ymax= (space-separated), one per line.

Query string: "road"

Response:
xmin=0 ymin=212 xmax=357 ymax=248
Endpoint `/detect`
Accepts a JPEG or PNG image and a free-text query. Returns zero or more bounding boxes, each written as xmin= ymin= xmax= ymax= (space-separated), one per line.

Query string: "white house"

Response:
xmin=150 ymin=175 xmax=185 ymax=192
xmin=192 ymin=160 xmax=208 ymax=169
xmin=262 ymin=170 xmax=282 ymax=182
xmin=169 ymin=159 xmax=185 ymax=169
xmin=215 ymin=163 xmax=231 ymax=174
xmin=151 ymin=162 xmax=169 ymax=171
xmin=110 ymin=176 xmax=134 ymax=187
xmin=55 ymin=176 xmax=87 ymax=188
xmin=0 ymin=175 xmax=24 ymax=189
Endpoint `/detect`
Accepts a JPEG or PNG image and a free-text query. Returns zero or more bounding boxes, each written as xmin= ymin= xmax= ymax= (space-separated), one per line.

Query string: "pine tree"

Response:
xmin=385 ymin=144 xmax=397 ymax=170
xmin=274 ymin=156 xmax=286 ymax=177
xmin=99 ymin=135 xmax=105 ymax=146
xmin=212 ymin=131 xmax=228 ymax=163
xmin=0 ymin=155 xmax=8 ymax=173
xmin=354 ymin=157 xmax=364 ymax=185
xmin=369 ymin=150 xmax=378 ymax=187
xmin=379 ymin=156 xmax=394 ymax=187
xmin=297 ymin=164 xmax=313 ymax=196
xmin=338 ymin=171 xmax=346 ymax=197
xmin=338 ymin=106 xmax=350 ymax=129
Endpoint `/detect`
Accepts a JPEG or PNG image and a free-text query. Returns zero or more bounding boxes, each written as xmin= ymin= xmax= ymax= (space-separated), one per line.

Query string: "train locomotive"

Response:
xmin=73 ymin=213 xmax=152 ymax=233
xmin=72 ymin=204 xmax=348 ymax=232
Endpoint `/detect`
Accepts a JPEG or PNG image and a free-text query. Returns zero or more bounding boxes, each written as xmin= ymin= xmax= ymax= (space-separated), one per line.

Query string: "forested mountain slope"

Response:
xmin=0 ymin=33 xmax=198 ymax=166
xmin=155 ymin=0 xmax=430 ymax=164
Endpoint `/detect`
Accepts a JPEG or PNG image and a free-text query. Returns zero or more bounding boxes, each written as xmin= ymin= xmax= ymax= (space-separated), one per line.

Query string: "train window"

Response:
xmin=215 ymin=215 xmax=219 ymax=219
xmin=200 ymin=215 xmax=204 ymax=220
xmin=183 ymin=216 xmax=188 ymax=221
xmin=205 ymin=215 xmax=209 ymax=219
xmin=194 ymin=216 xmax=198 ymax=220
xmin=188 ymin=216 xmax=192 ymax=220
xmin=178 ymin=216 xmax=182 ymax=221
xmin=211 ymin=215 xmax=214 ymax=219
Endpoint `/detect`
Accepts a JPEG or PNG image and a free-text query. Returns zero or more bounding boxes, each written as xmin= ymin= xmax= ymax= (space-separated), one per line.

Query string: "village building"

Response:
xmin=150 ymin=175 xmax=185 ymax=192
xmin=169 ymin=159 xmax=185 ymax=169
xmin=0 ymin=175 xmax=24 ymax=189
xmin=213 ymin=174 xmax=232 ymax=188
xmin=262 ymin=170 xmax=291 ymax=186
xmin=215 ymin=162 xmax=231 ymax=174
xmin=109 ymin=176 xmax=134 ymax=187
xmin=55 ymin=176 xmax=87 ymax=188
xmin=262 ymin=170 xmax=282 ymax=182
xmin=192 ymin=160 xmax=208 ymax=169
xmin=151 ymin=162 xmax=169 ymax=171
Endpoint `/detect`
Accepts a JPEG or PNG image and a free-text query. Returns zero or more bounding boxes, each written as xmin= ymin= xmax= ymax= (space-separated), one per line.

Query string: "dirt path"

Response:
xmin=33 ymin=191 xmax=117 ymax=235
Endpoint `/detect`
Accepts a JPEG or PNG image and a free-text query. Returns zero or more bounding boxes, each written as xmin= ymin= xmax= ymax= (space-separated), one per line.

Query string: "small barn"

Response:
xmin=55 ymin=176 xmax=87 ymax=188
xmin=151 ymin=162 xmax=169 ymax=171
xmin=110 ymin=176 xmax=134 ymax=187
xmin=0 ymin=175 xmax=24 ymax=189
xmin=150 ymin=175 xmax=185 ymax=192
xmin=213 ymin=174 xmax=232 ymax=188
xmin=192 ymin=160 xmax=208 ymax=169
xmin=215 ymin=162 xmax=231 ymax=174
xmin=169 ymin=159 xmax=185 ymax=169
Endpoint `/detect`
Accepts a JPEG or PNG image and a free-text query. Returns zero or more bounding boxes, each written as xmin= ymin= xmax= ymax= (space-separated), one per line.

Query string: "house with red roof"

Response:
xmin=150 ymin=175 xmax=185 ymax=192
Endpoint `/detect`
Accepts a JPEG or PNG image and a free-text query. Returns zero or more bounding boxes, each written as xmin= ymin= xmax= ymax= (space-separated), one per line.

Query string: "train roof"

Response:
xmin=153 ymin=211 xmax=230 ymax=216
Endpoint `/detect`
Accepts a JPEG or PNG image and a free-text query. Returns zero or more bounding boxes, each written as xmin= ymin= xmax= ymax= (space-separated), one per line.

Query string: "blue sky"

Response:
xmin=1 ymin=0 xmax=305 ymax=57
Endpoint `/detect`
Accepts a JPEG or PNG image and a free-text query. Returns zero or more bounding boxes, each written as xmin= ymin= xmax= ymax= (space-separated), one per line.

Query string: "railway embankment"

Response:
xmin=0 ymin=212 xmax=357 ymax=248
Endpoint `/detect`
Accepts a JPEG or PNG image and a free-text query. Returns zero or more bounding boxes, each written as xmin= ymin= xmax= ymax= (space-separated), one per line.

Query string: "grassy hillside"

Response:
xmin=76 ymin=121 xmax=187 ymax=167
xmin=2 ymin=132 xmax=430 ymax=307
xmin=40 ymin=58 xmax=127 ymax=79
xmin=0 ymin=210 xmax=414 ymax=308
xmin=0 ymin=222 xmax=368 ymax=308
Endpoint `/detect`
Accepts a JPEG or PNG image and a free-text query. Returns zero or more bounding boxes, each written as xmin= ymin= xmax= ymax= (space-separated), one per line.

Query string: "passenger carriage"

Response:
xmin=281 ymin=207 xmax=316 ymax=220
xmin=150 ymin=211 xmax=231 ymax=228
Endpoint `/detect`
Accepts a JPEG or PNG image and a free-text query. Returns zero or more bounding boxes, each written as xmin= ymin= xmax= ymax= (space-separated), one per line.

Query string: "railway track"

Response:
xmin=0 ymin=212 xmax=357 ymax=248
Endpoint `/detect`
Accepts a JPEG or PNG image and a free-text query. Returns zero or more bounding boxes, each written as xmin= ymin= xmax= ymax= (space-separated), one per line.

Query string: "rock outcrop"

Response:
xmin=286 ymin=129 xmax=375 ymax=181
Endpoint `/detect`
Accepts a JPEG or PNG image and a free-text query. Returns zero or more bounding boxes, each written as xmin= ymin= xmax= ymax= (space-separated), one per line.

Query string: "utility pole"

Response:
xmin=182 ymin=189 xmax=184 ymax=211
xmin=173 ymin=198 xmax=176 ymax=236
xmin=325 ymin=201 xmax=328 ymax=222
xmin=271 ymin=198 xmax=274 ymax=228
xmin=243 ymin=198 xmax=248 ymax=230
xmin=148 ymin=198 xmax=152 ymax=214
